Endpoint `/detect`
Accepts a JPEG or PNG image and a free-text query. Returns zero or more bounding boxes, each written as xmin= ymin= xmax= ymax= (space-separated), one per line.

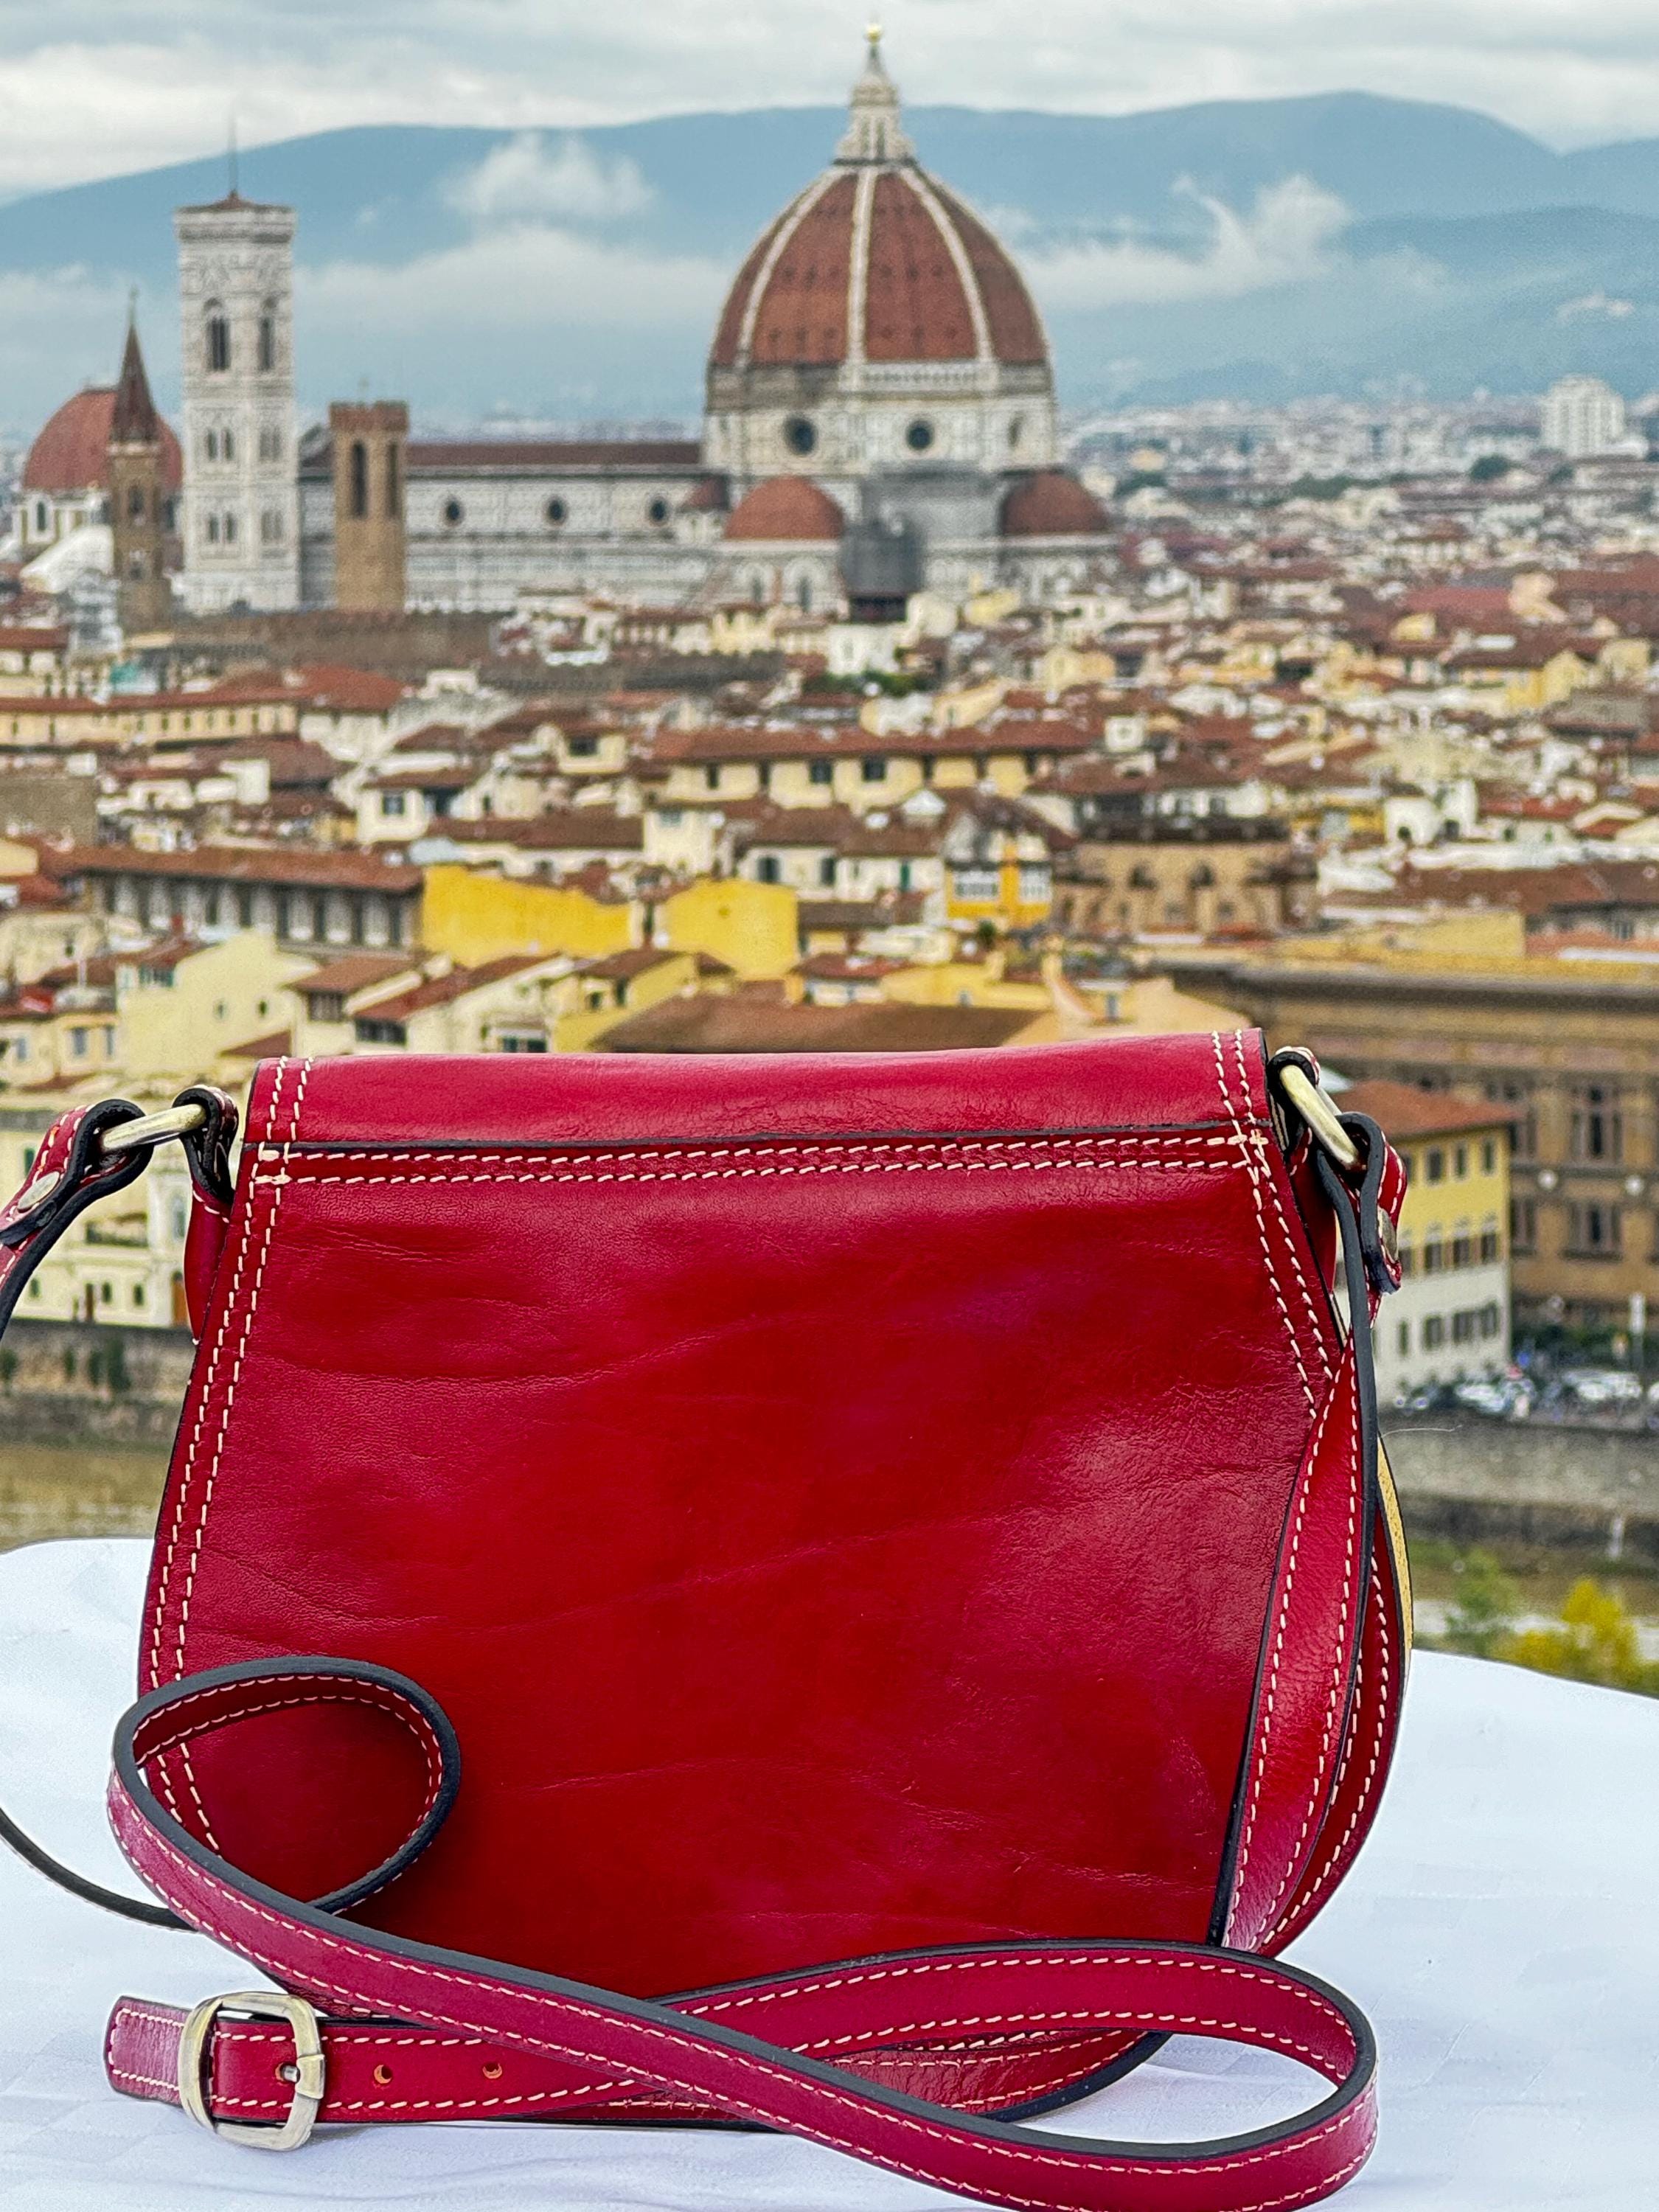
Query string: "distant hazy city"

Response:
xmin=0 ymin=33 xmax=1656 ymax=1681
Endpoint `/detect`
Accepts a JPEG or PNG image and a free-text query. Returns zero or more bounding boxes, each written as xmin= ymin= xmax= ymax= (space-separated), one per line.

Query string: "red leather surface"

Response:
xmin=139 ymin=1032 xmax=1354 ymax=2014
xmin=106 ymin=1663 xmax=1379 ymax=2211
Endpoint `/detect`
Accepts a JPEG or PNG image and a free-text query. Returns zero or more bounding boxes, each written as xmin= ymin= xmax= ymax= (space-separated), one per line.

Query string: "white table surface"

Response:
xmin=0 ymin=1537 xmax=1653 ymax=2211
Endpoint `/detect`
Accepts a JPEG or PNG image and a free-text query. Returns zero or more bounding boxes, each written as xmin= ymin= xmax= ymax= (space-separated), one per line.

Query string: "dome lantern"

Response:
xmin=836 ymin=24 xmax=914 ymax=165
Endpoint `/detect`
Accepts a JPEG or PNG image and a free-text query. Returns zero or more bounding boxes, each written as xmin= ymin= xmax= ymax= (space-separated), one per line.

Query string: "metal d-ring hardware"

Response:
xmin=98 ymin=1101 xmax=210 ymax=1155
xmin=177 ymin=1989 xmax=325 ymax=2149
xmin=1273 ymin=1057 xmax=1363 ymax=1172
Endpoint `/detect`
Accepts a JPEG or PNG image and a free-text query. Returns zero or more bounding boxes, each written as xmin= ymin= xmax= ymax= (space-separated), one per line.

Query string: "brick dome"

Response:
xmin=709 ymin=37 xmax=1047 ymax=378
xmin=1001 ymin=470 xmax=1109 ymax=539
xmin=725 ymin=476 xmax=845 ymax=542
xmin=23 ymin=385 xmax=183 ymax=495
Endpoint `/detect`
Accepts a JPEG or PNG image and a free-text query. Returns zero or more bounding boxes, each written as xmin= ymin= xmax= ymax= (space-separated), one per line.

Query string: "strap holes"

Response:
xmin=373 ymin=2063 xmax=394 ymax=2086
xmin=481 ymin=2059 xmax=503 ymax=2081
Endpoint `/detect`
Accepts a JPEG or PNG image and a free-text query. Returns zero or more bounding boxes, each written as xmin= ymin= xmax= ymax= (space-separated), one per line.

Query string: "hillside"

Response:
xmin=5 ymin=90 xmax=1659 ymax=436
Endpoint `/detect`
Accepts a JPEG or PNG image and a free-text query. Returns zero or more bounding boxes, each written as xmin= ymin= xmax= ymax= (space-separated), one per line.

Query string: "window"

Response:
xmin=1425 ymin=1147 xmax=1445 ymax=1183
xmin=1396 ymin=1238 xmax=1415 ymax=1279
xmin=222 ymin=510 xmax=237 ymax=544
xmin=1018 ymin=864 xmax=1051 ymax=903
xmin=1454 ymin=1144 xmax=1468 ymax=1178
xmin=307 ymin=992 xmax=346 ymax=1022
xmin=170 ymin=1197 xmax=188 ymax=1240
xmin=1569 ymin=1082 xmax=1622 ymax=1163
xmin=1481 ymin=1079 xmax=1535 ymax=1161
xmin=259 ymin=300 xmax=278 ymax=370
xmin=757 ymin=855 xmax=780 ymax=883
xmin=1481 ymin=1138 xmax=1496 ymax=1173
xmin=100 ymin=1281 xmax=113 ymax=1307
xmin=567 ymin=735 xmax=597 ymax=759
xmin=1451 ymin=1310 xmax=1478 ymax=1346
xmin=1422 ymin=1232 xmax=1444 ymax=1274
xmin=223 ymin=428 xmax=234 ymax=463
xmin=1568 ymin=1202 xmax=1622 ymax=1256
xmin=102 ymin=1026 xmax=114 ymax=1054
xmin=783 ymin=416 xmax=817 ymax=456
xmin=381 ymin=790 xmax=407 ymax=818
xmin=1396 ymin=1320 xmax=1410 ymax=1357
xmin=1510 ymin=1197 xmax=1536 ymax=1253
xmin=953 ymin=866 xmax=1000 ymax=902
xmin=809 ymin=759 xmax=833 ymax=785
xmin=71 ymin=1026 xmax=88 ymax=1058
xmin=205 ymin=430 xmax=219 ymax=462
xmin=498 ymin=1034 xmax=549 ymax=1054
xmin=1479 ymin=1303 xmax=1502 ymax=1340
xmin=1479 ymin=1223 xmax=1500 ymax=1263
xmin=647 ymin=497 xmax=670 ymax=526
xmin=34 ymin=500 xmax=46 ymax=532
xmin=860 ymin=757 xmax=888 ymax=782
xmin=260 ymin=508 xmax=284 ymax=544
xmin=349 ymin=439 xmax=369 ymax=519
xmin=703 ymin=765 xmax=720 ymax=790
xmin=258 ymin=425 xmax=283 ymax=462
xmin=905 ymin=418 xmax=935 ymax=453
xmin=545 ymin=496 xmax=566 ymax=526
xmin=818 ymin=855 xmax=836 ymax=887
xmin=126 ymin=484 xmax=147 ymax=522
xmin=355 ymin=1018 xmax=407 ymax=1046
xmin=133 ymin=1283 xmax=146 ymax=1309
xmin=1451 ymin=1227 xmax=1473 ymax=1268
xmin=205 ymin=304 xmax=230 ymax=372
xmin=386 ymin=444 xmax=400 ymax=519
xmin=1423 ymin=1315 xmax=1446 ymax=1349
xmin=442 ymin=497 xmax=465 ymax=528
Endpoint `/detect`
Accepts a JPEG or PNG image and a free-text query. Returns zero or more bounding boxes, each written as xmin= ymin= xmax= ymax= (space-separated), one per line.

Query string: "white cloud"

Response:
xmin=1557 ymin=290 xmax=1637 ymax=320
xmin=297 ymin=223 xmax=726 ymax=335
xmin=445 ymin=133 xmax=653 ymax=224
xmin=1026 ymin=175 xmax=1351 ymax=310
xmin=8 ymin=4 xmax=1659 ymax=197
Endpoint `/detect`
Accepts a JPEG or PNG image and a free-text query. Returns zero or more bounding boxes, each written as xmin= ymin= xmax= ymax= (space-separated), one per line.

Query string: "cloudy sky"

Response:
xmin=4 ymin=1 xmax=1659 ymax=196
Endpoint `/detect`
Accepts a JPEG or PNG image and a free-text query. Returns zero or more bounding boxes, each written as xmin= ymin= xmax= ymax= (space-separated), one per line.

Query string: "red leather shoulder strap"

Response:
xmin=106 ymin=1660 xmax=1378 ymax=2212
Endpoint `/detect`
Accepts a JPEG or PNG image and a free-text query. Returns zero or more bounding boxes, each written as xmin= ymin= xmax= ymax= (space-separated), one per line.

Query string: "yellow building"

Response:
xmin=1339 ymin=1080 xmax=1512 ymax=1399
xmin=659 ymin=878 xmax=798 ymax=979
xmin=119 ymin=933 xmax=316 ymax=1084
xmin=420 ymin=863 xmax=637 ymax=966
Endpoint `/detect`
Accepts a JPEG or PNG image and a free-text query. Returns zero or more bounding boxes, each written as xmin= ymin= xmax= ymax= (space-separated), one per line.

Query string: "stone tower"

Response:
xmin=107 ymin=307 xmax=173 ymax=635
xmin=174 ymin=188 xmax=300 ymax=611
xmin=329 ymin=400 xmax=408 ymax=612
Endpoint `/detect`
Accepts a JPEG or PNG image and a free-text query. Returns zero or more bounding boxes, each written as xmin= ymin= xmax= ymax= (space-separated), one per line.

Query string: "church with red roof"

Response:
xmin=19 ymin=33 xmax=1108 ymax=625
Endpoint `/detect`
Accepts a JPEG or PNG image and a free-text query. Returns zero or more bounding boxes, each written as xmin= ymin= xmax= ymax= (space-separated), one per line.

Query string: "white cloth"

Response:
xmin=0 ymin=1537 xmax=1653 ymax=2211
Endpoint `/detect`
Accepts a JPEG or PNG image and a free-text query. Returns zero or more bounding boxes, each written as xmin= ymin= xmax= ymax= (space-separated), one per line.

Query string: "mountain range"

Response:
xmin=6 ymin=89 xmax=1659 ymax=441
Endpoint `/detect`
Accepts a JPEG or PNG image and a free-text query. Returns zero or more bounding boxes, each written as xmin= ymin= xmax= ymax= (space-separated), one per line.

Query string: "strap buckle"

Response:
xmin=1271 ymin=1054 xmax=1363 ymax=1172
xmin=177 ymin=1990 xmax=324 ymax=2150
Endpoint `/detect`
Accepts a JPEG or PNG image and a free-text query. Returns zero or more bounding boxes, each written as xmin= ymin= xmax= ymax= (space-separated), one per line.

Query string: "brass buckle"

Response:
xmin=177 ymin=1990 xmax=324 ymax=2151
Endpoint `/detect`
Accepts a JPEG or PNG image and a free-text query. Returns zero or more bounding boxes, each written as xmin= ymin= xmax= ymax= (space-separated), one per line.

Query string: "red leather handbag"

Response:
xmin=0 ymin=1032 xmax=1408 ymax=2211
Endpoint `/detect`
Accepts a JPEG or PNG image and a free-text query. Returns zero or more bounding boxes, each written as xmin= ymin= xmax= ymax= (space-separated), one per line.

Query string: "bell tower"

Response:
xmin=329 ymin=400 xmax=408 ymax=612
xmin=107 ymin=304 xmax=173 ymax=635
xmin=174 ymin=183 xmax=300 ymax=612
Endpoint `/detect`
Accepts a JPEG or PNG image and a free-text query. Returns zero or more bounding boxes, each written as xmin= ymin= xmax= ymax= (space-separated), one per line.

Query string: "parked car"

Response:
xmin=1452 ymin=1377 xmax=1532 ymax=1419
xmin=1558 ymin=1367 xmax=1643 ymax=1408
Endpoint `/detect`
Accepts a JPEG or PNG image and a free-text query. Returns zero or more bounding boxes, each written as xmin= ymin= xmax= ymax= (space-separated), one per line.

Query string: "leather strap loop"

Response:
xmin=106 ymin=1659 xmax=1379 ymax=2211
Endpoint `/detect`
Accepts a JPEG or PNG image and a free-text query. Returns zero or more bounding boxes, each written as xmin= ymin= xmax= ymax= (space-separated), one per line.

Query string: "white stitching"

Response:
xmin=1279 ymin=1552 xmax=1395 ymax=1931
xmin=111 ymin=1809 xmax=1369 ymax=2206
xmin=140 ymin=1685 xmax=444 ymax=1832
xmin=271 ymin=1155 xmax=1234 ymax=1190
xmin=1257 ymin=1361 xmax=1363 ymax=1935
xmin=1228 ymin=1360 xmax=1358 ymax=1938
xmin=1231 ymin=1030 xmax=1333 ymax=1385
xmin=1211 ymin=1032 xmax=1318 ymax=1417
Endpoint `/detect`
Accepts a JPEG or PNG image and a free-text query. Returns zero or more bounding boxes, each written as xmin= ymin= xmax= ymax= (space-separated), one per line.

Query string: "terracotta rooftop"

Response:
xmin=52 ymin=844 xmax=422 ymax=892
xmin=599 ymin=995 xmax=1040 ymax=1053
xmin=725 ymin=476 xmax=845 ymax=543
xmin=1338 ymin=1079 xmax=1514 ymax=1141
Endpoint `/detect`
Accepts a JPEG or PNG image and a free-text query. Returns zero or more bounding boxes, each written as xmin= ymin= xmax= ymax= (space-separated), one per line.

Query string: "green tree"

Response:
xmin=1469 ymin=453 xmax=1512 ymax=483
xmin=1501 ymin=1579 xmax=1659 ymax=1695
xmin=1441 ymin=1548 xmax=1520 ymax=1658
